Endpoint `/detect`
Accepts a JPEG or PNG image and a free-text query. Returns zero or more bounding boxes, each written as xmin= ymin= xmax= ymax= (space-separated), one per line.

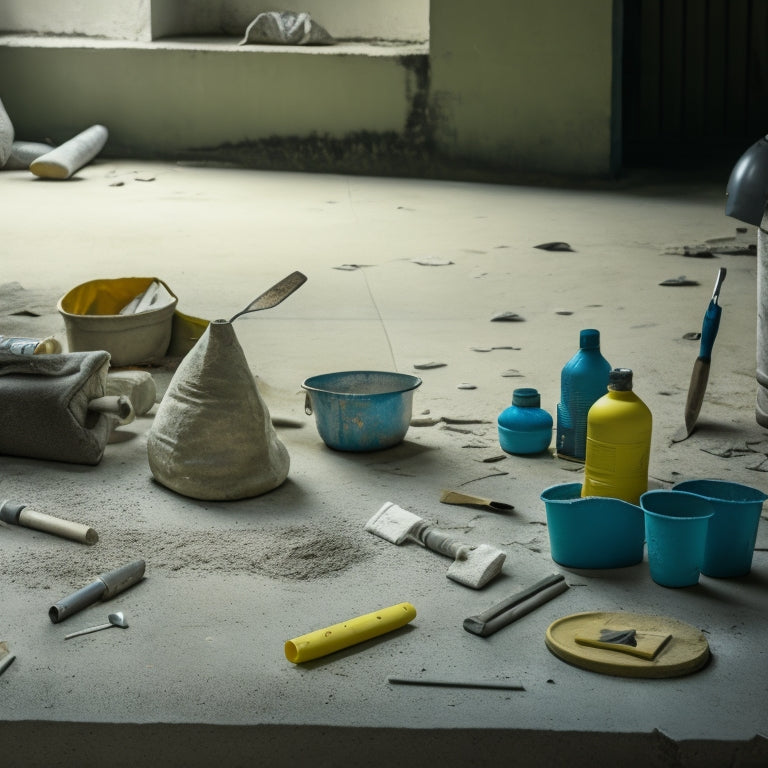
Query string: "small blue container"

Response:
xmin=301 ymin=371 xmax=422 ymax=452
xmin=641 ymin=490 xmax=714 ymax=588
xmin=540 ymin=482 xmax=645 ymax=568
xmin=498 ymin=388 xmax=553 ymax=454
xmin=671 ymin=479 xmax=767 ymax=578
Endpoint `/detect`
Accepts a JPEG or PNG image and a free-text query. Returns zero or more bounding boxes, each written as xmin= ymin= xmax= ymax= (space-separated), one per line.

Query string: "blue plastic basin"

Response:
xmin=540 ymin=482 xmax=645 ymax=568
xmin=301 ymin=371 xmax=422 ymax=452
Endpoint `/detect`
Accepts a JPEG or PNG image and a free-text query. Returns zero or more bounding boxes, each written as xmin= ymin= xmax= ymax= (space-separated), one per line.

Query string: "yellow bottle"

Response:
xmin=582 ymin=368 xmax=652 ymax=505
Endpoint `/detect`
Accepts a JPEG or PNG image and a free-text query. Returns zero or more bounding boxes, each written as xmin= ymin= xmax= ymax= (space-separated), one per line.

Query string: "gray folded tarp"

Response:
xmin=0 ymin=350 xmax=112 ymax=465
xmin=0 ymin=97 xmax=13 ymax=167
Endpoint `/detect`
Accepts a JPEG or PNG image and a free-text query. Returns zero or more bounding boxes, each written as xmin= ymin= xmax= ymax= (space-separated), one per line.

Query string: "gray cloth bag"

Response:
xmin=147 ymin=319 xmax=290 ymax=500
xmin=239 ymin=11 xmax=334 ymax=46
xmin=0 ymin=350 xmax=112 ymax=465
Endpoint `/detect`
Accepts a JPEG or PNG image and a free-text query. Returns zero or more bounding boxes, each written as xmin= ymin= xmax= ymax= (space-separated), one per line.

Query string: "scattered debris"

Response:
xmin=535 ymin=242 xmax=574 ymax=252
xmin=0 ymin=281 xmax=58 ymax=317
xmin=441 ymin=424 xmax=485 ymax=436
xmin=471 ymin=345 xmax=521 ymax=352
xmin=411 ymin=416 xmax=441 ymax=427
xmin=457 ymin=383 xmax=477 ymax=390
xmin=333 ymin=264 xmax=370 ymax=270
xmin=683 ymin=332 xmax=702 ymax=340
xmin=664 ymin=232 xmax=756 ymax=258
xmin=411 ymin=257 xmax=454 ymax=266
xmin=660 ymin=276 xmax=699 ymax=287
xmin=413 ymin=361 xmax=447 ymax=370
xmin=701 ymin=443 xmax=755 ymax=458
xmin=410 ymin=415 xmax=492 ymax=427
xmin=476 ymin=455 xmax=507 ymax=463
xmin=501 ymin=369 xmax=524 ymax=377
xmin=554 ymin=309 xmax=573 ymax=315
xmin=491 ymin=311 xmax=525 ymax=322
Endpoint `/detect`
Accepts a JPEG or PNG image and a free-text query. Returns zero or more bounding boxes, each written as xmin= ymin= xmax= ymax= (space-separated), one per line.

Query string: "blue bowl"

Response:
xmin=301 ymin=371 xmax=422 ymax=452
xmin=540 ymin=482 xmax=645 ymax=568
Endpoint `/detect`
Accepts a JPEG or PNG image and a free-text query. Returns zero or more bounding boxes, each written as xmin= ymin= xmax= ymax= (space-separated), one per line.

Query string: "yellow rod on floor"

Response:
xmin=285 ymin=602 xmax=416 ymax=664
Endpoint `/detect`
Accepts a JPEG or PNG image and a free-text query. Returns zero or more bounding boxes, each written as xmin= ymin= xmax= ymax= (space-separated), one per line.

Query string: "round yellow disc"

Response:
xmin=545 ymin=611 xmax=710 ymax=678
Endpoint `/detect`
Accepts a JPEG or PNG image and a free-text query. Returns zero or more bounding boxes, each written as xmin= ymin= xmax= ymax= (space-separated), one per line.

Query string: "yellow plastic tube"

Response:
xmin=285 ymin=602 xmax=416 ymax=664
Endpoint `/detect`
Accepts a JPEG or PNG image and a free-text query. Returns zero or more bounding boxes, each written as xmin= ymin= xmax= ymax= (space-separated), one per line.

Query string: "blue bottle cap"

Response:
xmin=579 ymin=329 xmax=600 ymax=349
xmin=512 ymin=388 xmax=541 ymax=407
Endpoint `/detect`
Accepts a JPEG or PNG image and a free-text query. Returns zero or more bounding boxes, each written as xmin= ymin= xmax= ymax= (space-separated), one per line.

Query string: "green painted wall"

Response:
xmin=430 ymin=0 xmax=616 ymax=177
xmin=0 ymin=1 xmax=617 ymax=179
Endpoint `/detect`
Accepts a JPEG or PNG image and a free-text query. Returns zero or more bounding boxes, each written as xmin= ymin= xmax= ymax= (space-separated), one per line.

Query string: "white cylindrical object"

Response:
xmin=18 ymin=507 xmax=98 ymax=545
xmin=30 ymin=124 xmax=108 ymax=179
xmin=757 ymin=221 xmax=768 ymax=427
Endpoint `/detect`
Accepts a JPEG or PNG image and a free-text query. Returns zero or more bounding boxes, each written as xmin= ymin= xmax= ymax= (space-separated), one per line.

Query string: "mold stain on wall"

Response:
xmin=185 ymin=54 xmax=437 ymax=178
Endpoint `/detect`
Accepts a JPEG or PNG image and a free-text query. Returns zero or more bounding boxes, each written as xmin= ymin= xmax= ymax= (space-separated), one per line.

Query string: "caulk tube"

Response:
xmin=285 ymin=602 xmax=416 ymax=664
xmin=49 ymin=559 xmax=145 ymax=623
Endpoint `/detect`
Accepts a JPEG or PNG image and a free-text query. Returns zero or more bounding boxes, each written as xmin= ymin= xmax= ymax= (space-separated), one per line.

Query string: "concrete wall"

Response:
xmin=0 ymin=0 xmax=153 ymax=41
xmin=430 ymin=0 xmax=616 ymax=177
xmin=151 ymin=0 xmax=430 ymax=41
xmin=0 ymin=1 xmax=617 ymax=180
xmin=0 ymin=0 xmax=430 ymax=43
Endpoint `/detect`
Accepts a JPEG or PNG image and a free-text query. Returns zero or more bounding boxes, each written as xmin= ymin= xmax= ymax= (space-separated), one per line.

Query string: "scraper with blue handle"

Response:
xmin=683 ymin=267 xmax=727 ymax=436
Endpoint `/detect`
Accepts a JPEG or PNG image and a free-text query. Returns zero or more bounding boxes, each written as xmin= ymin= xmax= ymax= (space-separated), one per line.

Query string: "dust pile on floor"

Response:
xmin=4 ymin=525 xmax=369 ymax=590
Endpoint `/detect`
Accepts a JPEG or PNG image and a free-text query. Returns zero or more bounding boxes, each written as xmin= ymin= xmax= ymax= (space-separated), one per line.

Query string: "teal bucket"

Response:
xmin=302 ymin=371 xmax=422 ymax=452
xmin=640 ymin=490 xmax=714 ymax=588
xmin=540 ymin=482 xmax=645 ymax=568
xmin=672 ymin=479 xmax=767 ymax=578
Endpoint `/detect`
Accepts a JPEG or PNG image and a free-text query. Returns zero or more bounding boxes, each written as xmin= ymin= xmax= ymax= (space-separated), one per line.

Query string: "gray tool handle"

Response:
xmin=411 ymin=522 xmax=468 ymax=559
xmin=100 ymin=559 xmax=146 ymax=598
xmin=463 ymin=573 xmax=568 ymax=637
xmin=48 ymin=559 xmax=146 ymax=623
xmin=88 ymin=395 xmax=135 ymax=423
xmin=0 ymin=500 xmax=24 ymax=525
xmin=49 ymin=580 xmax=105 ymax=623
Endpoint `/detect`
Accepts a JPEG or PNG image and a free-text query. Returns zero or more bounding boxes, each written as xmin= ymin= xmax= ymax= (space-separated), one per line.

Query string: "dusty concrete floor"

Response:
xmin=1 ymin=161 xmax=767 ymax=767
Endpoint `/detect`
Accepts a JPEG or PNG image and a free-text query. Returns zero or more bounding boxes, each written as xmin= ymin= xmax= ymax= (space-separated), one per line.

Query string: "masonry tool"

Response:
xmin=229 ymin=270 xmax=308 ymax=322
xmin=365 ymin=502 xmax=506 ymax=589
xmin=0 ymin=499 xmax=98 ymax=544
xmin=463 ymin=573 xmax=568 ymax=637
xmin=65 ymin=611 xmax=129 ymax=640
xmin=49 ymin=560 xmax=145 ymax=623
xmin=439 ymin=489 xmax=514 ymax=512
xmin=683 ymin=267 xmax=726 ymax=436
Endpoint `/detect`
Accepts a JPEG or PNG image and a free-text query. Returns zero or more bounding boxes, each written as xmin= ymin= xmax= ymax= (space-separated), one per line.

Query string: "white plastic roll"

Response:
xmin=30 ymin=124 xmax=108 ymax=180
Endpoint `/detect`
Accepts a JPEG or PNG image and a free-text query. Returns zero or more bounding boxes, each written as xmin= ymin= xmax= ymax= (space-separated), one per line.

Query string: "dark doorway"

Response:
xmin=622 ymin=0 xmax=768 ymax=171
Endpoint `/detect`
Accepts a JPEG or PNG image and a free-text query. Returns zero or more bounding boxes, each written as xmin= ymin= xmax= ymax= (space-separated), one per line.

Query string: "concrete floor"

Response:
xmin=1 ymin=160 xmax=767 ymax=767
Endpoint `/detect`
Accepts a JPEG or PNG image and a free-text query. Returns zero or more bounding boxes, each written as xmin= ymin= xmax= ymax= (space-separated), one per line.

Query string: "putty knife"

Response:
xmin=682 ymin=267 xmax=726 ymax=437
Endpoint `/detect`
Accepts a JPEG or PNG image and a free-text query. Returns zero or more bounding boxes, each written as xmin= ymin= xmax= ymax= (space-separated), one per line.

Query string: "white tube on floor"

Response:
xmin=757 ymin=221 xmax=768 ymax=426
xmin=30 ymin=124 xmax=108 ymax=179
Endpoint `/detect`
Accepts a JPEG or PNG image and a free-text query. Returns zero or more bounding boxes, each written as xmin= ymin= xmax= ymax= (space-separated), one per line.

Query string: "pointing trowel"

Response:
xmin=680 ymin=267 xmax=727 ymax=438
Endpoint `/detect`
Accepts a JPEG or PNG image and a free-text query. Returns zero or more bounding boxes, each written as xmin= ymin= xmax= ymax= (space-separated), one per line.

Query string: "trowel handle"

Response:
xmin=99 ymin=559 xmax=146 ymax=599
xmin=412 ymin=523 xmax=468 ymax=560
xmin=0 ymin=500 xmax=98 ymax=544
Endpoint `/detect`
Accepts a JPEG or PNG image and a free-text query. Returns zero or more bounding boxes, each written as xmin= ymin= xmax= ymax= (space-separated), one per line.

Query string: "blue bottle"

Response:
xmin=556 ymin=329 xmax=611 ymax=462
xmin=498 ymin=388 xmax=553 ymax=455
